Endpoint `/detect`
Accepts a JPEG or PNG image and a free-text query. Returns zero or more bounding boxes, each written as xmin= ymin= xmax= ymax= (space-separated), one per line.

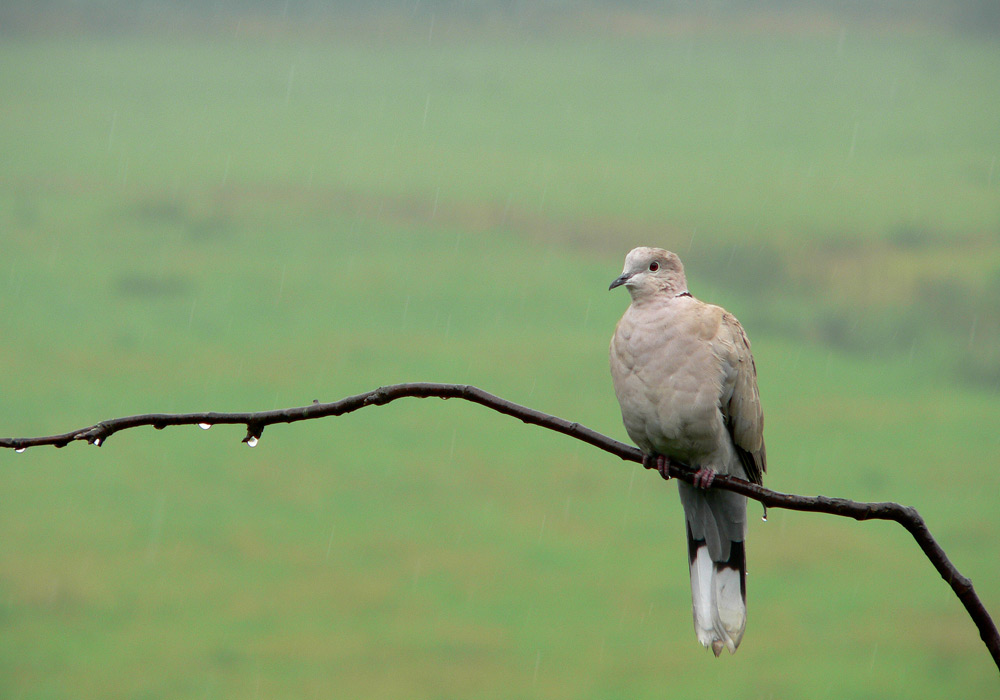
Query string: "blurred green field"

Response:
xmin=1 ymin=11 xmax=999 ymax=699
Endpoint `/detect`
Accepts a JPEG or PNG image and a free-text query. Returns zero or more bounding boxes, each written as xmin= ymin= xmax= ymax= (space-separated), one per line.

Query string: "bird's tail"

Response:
xmin=678 ymin=483 xmax=748 ymax=656
xmin=687 ymin=528 xmax=746 ymax=655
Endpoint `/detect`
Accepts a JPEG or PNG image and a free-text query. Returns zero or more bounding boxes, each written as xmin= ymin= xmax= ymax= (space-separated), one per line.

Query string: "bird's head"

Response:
xmin=609 ymin=247 xmax=688 ymax=300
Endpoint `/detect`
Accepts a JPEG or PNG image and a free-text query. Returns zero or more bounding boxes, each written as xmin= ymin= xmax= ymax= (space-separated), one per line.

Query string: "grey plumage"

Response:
xmin=609 ymin=247 xmax=766 ymax=655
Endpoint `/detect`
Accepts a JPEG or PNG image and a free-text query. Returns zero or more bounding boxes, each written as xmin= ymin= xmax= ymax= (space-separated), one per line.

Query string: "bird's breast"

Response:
xmin=610 ymin=302 xmax=726 ymax=462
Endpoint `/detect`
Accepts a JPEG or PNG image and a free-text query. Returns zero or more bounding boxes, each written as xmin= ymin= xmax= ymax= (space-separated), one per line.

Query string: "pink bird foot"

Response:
xmin=643 ymin=453 xmax=672 ymax=480
xmin=692 ymin=468 xmax=717 ymax=489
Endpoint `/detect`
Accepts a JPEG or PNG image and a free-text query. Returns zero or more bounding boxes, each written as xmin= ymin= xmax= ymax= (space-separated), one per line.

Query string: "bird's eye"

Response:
xmin=649 ymin=261 xmax=659 ymax=272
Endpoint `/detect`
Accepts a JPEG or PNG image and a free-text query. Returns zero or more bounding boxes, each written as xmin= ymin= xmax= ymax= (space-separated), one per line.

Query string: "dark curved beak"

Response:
xmin=609 ymin=272 xmax=631 ymax=290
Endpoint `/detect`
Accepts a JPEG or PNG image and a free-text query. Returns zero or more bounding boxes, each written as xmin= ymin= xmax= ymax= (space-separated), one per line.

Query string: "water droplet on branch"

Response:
xmin=15 ymin=447 xmax=26 ymax=453
xmin=198 ymin=423 xmax=212 ymax=430
xmin=246 ymin=436 xmax=259 ymax=448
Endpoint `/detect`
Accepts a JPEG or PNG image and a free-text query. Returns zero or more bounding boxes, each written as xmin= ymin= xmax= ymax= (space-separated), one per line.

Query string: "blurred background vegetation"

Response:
xmin=1 ymin=1 xmax=998 ymax=698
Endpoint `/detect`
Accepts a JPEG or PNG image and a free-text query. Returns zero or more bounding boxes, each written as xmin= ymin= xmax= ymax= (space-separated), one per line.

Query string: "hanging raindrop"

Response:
xmin=93 ymin=438 xmax=102 ymax=447
xmin=198 ymin=423 xmax=212 ymax=430
xmin=15 ymin=447 xmax=26 ymax=453
xmin=246 ymin=436 xmax=259 ymax=448
xmin=761 ymin=506 xmax=768 ymax=522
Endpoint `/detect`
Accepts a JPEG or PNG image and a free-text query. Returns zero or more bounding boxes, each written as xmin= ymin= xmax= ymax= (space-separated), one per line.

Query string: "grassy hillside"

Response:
xmin=1 ymin=14 xmax=998 ymax=699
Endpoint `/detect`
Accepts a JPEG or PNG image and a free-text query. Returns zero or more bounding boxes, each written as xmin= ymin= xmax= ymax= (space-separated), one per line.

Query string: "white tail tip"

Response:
xmin=689 ymin=544 xmax=746 ymax=655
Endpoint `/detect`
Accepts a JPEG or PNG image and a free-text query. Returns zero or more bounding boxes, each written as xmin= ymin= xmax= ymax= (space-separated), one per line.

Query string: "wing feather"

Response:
xmin=720 ymin=313 xmax=766 ymax=485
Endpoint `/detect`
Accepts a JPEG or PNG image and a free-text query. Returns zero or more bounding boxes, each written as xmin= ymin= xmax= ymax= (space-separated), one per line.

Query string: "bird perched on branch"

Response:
xmin=609 ymin=247 xmax=766 ymax=656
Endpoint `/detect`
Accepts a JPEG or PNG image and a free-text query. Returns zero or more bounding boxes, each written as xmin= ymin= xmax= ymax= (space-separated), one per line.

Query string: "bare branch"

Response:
xmin=2 ymin=381 xmax=997 ymax=672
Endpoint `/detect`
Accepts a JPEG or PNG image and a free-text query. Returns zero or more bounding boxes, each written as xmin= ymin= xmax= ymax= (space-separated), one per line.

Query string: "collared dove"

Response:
xmin=609 ymin=247 xmax=766 ymax=656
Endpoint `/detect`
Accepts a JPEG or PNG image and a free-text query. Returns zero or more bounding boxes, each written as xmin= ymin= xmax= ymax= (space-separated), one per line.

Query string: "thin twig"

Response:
xmin=2 ymin=381 xmax=997 ymax=672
